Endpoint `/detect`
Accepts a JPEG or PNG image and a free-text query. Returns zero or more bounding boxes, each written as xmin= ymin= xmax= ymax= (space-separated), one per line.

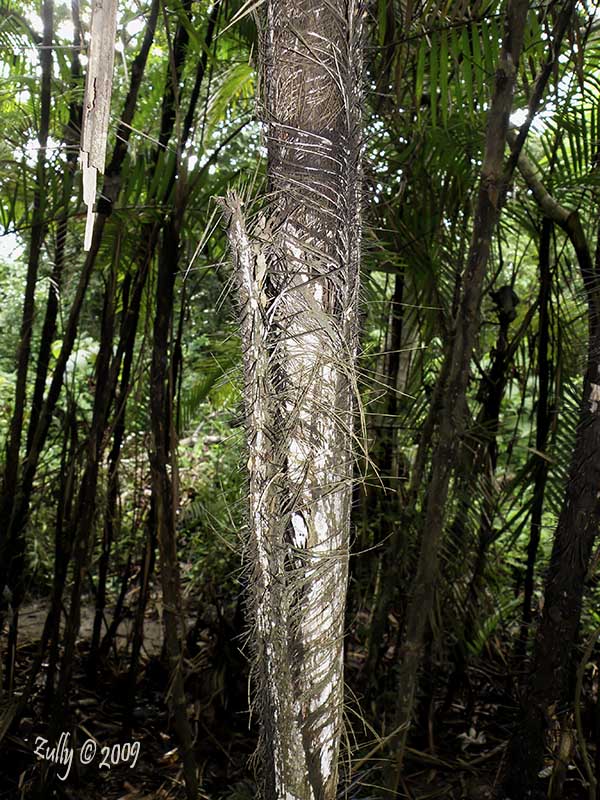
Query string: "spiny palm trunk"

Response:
xmin=224 ymin=2 xmax=362 ymax=797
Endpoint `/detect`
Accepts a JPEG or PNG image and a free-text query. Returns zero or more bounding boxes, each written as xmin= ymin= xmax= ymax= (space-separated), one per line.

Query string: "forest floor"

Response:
xmin=1 ymin=595 xmax=252 ymax=799
xmin=0 ymin=598 xmax=595 ymax=799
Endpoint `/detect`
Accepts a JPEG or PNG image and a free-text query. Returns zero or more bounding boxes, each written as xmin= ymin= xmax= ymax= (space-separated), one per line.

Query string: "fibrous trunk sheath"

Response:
xmin=224 ymin=2 xmax=362 ymax=798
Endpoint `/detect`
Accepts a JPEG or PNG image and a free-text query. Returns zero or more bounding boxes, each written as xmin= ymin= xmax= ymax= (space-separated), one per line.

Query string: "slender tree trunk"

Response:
xmin=44 ymin=404 xmax=78 ymax=712
xmin=99 ymin=555 xmax=132 ymax=661
xmin=90 ymin=379 xmax=125 ymax=665
xmin=223 ymin=2 xmax=362 ymax=797
xmin=140 ymin=6 xmax=221 ymax=793
xmin=363 ymin=272 xmax=406 ymax=674
xmin=26 ymin=0 xmax=82 ymax=457
xmin=440 ymin=286 xmax=524 ymax=716
xmin=53 ymin=253 xmax=119 ymax=718
xmin=462 ymin=285 xmax=522 ymax=632
xmin=90 ymin=264 xmax=147 ymax=665
xmin=517 ymin=217 xmax=553 ymax=661
xmin=149 ymin=207 xmax=199 ymax=800
xmin=385 ymin=0 xmax=531 ymax=789
xmin=125 ymin=508 xmax=156 ymax=732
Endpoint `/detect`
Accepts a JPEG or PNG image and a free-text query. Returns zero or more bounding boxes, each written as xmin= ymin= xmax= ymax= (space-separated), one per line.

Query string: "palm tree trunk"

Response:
xmin=223 ymin=1 xmax=363 ymax=797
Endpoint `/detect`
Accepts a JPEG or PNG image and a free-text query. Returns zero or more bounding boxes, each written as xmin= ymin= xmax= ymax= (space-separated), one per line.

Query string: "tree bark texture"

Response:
xmin=223 ymin=2 xmax=363 ymax=797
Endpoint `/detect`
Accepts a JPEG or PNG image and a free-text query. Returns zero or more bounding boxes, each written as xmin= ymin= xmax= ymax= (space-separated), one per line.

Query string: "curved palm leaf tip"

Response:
xmin=222 ymin=0 xmax=364 ymax=797
xmin=80 ymin=0 xmax=118 ymax=251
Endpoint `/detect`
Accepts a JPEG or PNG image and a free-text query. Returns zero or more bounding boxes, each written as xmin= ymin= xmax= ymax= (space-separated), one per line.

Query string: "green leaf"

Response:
xmin=204 ymin=63 xmax=254 ymax=143
xmin=450 ymin=27 xmax=463 ymax=110
xmin=462 ymin=27 xmax=474 ymax=115
xmin=440 ymin=29 xmax=448 ymax=126
xmin=429 ymin=31 xmax=438 ymax=127
xmin=472 ymin=21 xmax=484 ymax=100
xmin=489 ymin=17 xmax=502 ymax=73
xmin=171 ymin=1 xmax=201 ymax=50
xmin=415 ymin=38 xmax=426 ymax=112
